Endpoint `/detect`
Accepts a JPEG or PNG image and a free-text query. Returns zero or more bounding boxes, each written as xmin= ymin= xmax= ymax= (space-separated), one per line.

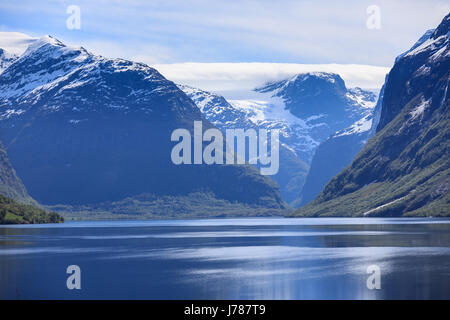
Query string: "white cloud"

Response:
xmin=0 ymin=30 xmax=389 ymax=100
xmin=0 ymin=31 xmax=36 ymax=55
xmin=1 ymin=0 xmax=449 ymax=66
xmin=153 ymin=62 xmax=389 ymax=99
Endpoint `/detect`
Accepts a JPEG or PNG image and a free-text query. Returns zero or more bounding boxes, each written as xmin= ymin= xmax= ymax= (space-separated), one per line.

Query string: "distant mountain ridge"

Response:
xmin=179 ymin=73 xmax=377 ymax=205
xmin=179 ymin=84 xmax=310 ymax=204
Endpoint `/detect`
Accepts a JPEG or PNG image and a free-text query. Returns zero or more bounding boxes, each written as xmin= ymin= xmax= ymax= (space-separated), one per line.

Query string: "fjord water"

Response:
xmin=1 ymin=218 xmax=450 ymax=299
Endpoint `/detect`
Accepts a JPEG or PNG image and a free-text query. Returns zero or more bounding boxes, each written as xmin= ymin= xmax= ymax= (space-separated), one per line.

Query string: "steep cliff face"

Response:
xmin=0 ymin=36 xmax=284 ymax=210
xmin=0 ymin=140 xmax=33 ymax=204
xmin=294 ymin=13 xmax=450 ymax=217
xmin=0 ymin=139 xmax=60 ymax=224
xmin=0 ymin=48 xmax=17 ymax=73
xmin=299 ymin=130 xmax=371 ymax=207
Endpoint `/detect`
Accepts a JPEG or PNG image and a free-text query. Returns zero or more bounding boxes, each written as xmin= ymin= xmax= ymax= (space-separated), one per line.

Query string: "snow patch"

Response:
xmin=362 ymin=196 xmax=407 ymax=216
xmin=410 ymin=98 xmax=430 ymax=120
xmin=0 ymin=108 xmax=25 ymax=120
xmin=334 ymin=113 xmax=373 ymax=137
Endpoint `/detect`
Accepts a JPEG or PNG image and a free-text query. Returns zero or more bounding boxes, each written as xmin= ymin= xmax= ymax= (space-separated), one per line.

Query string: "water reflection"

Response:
xmin=1 ymin=218 xmax=449 ymax=299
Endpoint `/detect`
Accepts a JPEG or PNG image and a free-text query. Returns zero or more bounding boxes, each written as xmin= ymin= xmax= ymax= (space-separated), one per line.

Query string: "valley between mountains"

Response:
xmin=0 ymin=13 xmax=449 ymax=223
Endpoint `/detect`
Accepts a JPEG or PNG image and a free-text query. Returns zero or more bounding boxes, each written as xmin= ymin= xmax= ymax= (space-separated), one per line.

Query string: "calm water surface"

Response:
xmin=1 ymin=217 xmax=450 ymax=299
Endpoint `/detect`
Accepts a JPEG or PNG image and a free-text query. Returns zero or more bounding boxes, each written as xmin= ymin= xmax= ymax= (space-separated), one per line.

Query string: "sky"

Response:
xmin=0 ymin=0 xmax=448 ymax=94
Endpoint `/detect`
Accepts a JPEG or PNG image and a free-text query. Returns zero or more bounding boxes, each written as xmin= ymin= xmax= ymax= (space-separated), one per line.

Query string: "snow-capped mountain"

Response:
xmin=179 ymin=84 xmax=321 ymax=161
xmin=183 ymin=73 xmax=377 ymax=163
xmin=256 ymin=72 xmax=377 ymax=141
xmin=179 ymin=73 xmax=377 ymax=204
xmin=260 ymin=73 xmax=377 ymax=206
xmin=0 ymin=34 xmax=284 ymax=210
xmin=0 ymin=35 xmax=193 ymax=118
xmin=295 ymin=13 xmax=450 ymax=217
xmin=179 ymin=84 xmax=310 ymax=204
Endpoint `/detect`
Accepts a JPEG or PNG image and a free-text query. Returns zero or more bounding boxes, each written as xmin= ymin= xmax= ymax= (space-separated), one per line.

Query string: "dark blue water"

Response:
xmin=1 ymin=218 xmax=450 ymax=299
